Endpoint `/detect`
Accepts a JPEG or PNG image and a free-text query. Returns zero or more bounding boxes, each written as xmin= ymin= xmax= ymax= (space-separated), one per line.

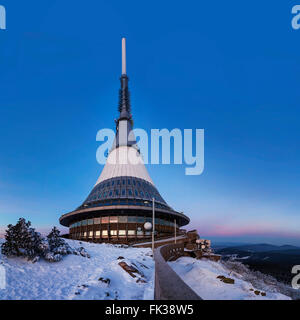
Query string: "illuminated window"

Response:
xmin=84 ymin=232 xmax=87 ymax=237
xmin=95 ymin=231 xmax=100 ymax=238
xmin=89 ymin=231 xmax=93 ymax=238
xmin=119 ymin=230 xmax=126 ymax=236
xmin=128 ymin=230 xmax=135 ymax=236
xmin=102 ymin=230 xmax=108 ymax=237
xmin=110 ymin=230 xmax=117 ymax=236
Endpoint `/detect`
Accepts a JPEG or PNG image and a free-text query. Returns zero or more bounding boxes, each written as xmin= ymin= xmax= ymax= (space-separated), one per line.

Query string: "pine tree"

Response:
xmin=1 ymin=218 xmax=43 ymax=260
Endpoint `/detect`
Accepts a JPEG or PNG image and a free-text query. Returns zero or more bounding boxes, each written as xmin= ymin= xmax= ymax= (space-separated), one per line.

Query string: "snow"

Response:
xmin=0 ymin=239 xmax=154 ymax=300
xmin=168 ymin=257 xmax=291 ymax=300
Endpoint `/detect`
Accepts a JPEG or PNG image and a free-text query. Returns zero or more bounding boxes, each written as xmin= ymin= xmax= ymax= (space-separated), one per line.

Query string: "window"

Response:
xmin=119 ymin=230 xmax=126 ymax=236
xmin=137 ymin=216 xmax=144 ymax=223
xmin=94 ymin=218 xmax=101 ymax=224
xmin=133 ymin=180 xmax=136 ymax=186
xmin=122 ymin=189 xmax=126 ymax=196
xmin=135 ymin=190 xmax=138 ymax=197
xmin=110 ymin=216 xmax=118 ymax=223
xmin=118 ymin=216 xmax=127 ymax=223
xmin=122 ymin=179 xmax=125 ymax=185
xmin=82 ymin=220 xmax=87 ymax=226
xmin=112 ymin=181 xmax=114 ymax=186
xmin=140 ymin=191 xmax=144 ymax=197
xmin=110 ymin=230 xmax=117 ymax=236
xmin=88 ymin=219 xmax=93 ymax=225
xmin=117 ymin=180 xmax=120 ymax=185
xmin=128 ymin=179 xmax=131 ymax=185
xmin=89 ymin=231 xmax=93 ymax=238
xmin=109 ymin=191 xmax=113 ymax=197
xmin=102 ymin=230 xmax=108 ymax=237
xmin=137 ymin=230 xmax=143 ymax=236
xmin=128 ymin=230 xmax=135 ymax=236
xmin=84 ymin=232 xmax=87 ymax=237
xmin=101 ymin=217 xmax=109 ymax=224
xmin=95 ymin=231 xmax=100 ymax=238
xmin=128 ymin=189 xmax=133 ymax=196
xmin=128 ymin=216 xmax=136 ymax=223
xmin=115 ymin=190 xmax=119 ymax=196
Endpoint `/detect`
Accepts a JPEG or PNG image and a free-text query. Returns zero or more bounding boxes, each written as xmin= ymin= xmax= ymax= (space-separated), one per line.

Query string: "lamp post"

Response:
xmin=174 ymin=218 xmax=177 ymax=244
xmin=143 ymin=197 xmax=155 ymax=257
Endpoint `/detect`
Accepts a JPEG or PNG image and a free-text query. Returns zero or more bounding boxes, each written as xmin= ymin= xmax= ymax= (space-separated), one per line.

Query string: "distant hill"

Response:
xmin=215 ymin=243 xmax=300 ymax=283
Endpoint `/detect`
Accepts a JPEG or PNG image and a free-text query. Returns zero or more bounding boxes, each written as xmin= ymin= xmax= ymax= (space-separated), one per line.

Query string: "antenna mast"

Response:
xmin=122 ymin=37 xmax=126 ymax=75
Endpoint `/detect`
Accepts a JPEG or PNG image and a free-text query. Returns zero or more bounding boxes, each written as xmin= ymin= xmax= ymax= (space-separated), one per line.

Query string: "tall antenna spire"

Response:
xmin=122 ymin=37 xmax=126 ymax=75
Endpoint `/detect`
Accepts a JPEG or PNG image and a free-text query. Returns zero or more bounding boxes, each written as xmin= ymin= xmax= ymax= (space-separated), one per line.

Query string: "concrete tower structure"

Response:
xmin=59 ymin=38 xmax=190 ymax=243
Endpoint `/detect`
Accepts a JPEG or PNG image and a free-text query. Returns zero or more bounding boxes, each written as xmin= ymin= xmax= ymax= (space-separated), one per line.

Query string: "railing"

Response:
xmin=154 ymin=243 xmax=202 ymax=300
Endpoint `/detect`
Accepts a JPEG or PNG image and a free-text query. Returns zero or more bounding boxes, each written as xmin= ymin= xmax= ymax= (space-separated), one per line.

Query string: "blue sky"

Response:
xmin=0 ymin=1 xmax=299 ymax=245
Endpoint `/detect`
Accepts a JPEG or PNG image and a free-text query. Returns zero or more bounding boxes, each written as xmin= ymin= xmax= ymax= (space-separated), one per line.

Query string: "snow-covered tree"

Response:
xmin=1 ymin=218 xmax=43 ymax=260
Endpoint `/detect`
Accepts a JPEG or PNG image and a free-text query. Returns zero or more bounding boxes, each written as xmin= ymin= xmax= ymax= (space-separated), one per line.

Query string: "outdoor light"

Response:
xmin=144 ymin=222 xmax=152 ymax=230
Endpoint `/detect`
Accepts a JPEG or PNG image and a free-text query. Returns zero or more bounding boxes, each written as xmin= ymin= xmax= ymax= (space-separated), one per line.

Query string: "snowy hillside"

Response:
xmin=0 ymin=239 xmax=154 ymax=300
xmin=169 ymin=257 xmax=291 ymax=300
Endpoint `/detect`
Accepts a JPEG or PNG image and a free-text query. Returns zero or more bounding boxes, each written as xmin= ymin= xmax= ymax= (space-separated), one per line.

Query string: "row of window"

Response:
xmin=81 ymin=198 xmax=170 ymax=211
xmin=71 ymin=229 xmax=152 ymax=238
xmin=69 ymin=216 xmax=176 ymax=228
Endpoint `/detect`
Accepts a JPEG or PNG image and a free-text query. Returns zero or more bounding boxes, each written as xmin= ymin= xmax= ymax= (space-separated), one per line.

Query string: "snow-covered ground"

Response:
xmin=0 ymin=239 xmax=154 ymax=300
xmin=169 ymin=257 xmax=291 ymax=300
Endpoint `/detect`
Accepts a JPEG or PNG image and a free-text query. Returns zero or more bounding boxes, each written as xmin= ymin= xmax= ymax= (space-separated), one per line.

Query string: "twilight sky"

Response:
xmin=0 ymin=1 xmax=299 ymax=245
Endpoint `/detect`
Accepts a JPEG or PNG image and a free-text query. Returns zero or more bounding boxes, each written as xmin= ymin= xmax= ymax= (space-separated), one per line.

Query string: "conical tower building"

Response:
xmin=59 ymin=38 xmax=190 ymax=243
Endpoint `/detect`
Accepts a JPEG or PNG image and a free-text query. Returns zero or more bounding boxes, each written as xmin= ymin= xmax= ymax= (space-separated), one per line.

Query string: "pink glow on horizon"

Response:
xmin=190 ymin=221 xmax=300 ymax=239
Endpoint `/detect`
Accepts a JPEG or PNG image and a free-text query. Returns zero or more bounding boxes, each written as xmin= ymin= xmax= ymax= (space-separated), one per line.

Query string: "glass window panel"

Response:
xmin=102 ymin=230 xmax=108 ymax=236
xmin=128 ymin=189 xmax=133 ymax=196
xmin=95 ymin=231 xmax=100 ymax=238
xmin=82 ymin=220 xmax=87 ymax=226
xmin=137 ymin=216 xmax=144 ymax=223
xmin=137 ymin=230 xmax=143 ymax=236
xmin=84 ymin=232 xmax=87 ymax=237
xmin=128 ymin=216 xmax=136 ymax=223
xmin=122 ymin=189 xmax=126 ymax=196
xmin=89 ymin=231 xmax=93 ymax=238
xmin=94 ymin=218 xmax=101 ymax=224
xmin=128 ymin=230 xmax=135 ymax=236
xmin=110 ymin=230 xmax=117 ymax=236
xmin=88 ymin=219 xmax=93 ymax=225
xmin=118 ymin=216 xmax=127 ymax=223
xmin=119 ymin=230 xmax=126 ymax=236
xmin=101 ymin=217 xmax=109 ymax=223
xmin=135 ymin=190 xmax=138 ymax=196
xmin=110 ymin=216 xmax=118 ymax=223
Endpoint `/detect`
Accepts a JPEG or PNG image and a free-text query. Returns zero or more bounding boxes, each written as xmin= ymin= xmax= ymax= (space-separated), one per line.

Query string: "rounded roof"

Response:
xmin=95 ymin=146 xmax=154 ymax=186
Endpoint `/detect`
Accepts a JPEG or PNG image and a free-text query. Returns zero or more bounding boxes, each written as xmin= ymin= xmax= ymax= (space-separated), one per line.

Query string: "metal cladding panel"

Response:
xmin=95 ymin=146 xmax=154 ymax=186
